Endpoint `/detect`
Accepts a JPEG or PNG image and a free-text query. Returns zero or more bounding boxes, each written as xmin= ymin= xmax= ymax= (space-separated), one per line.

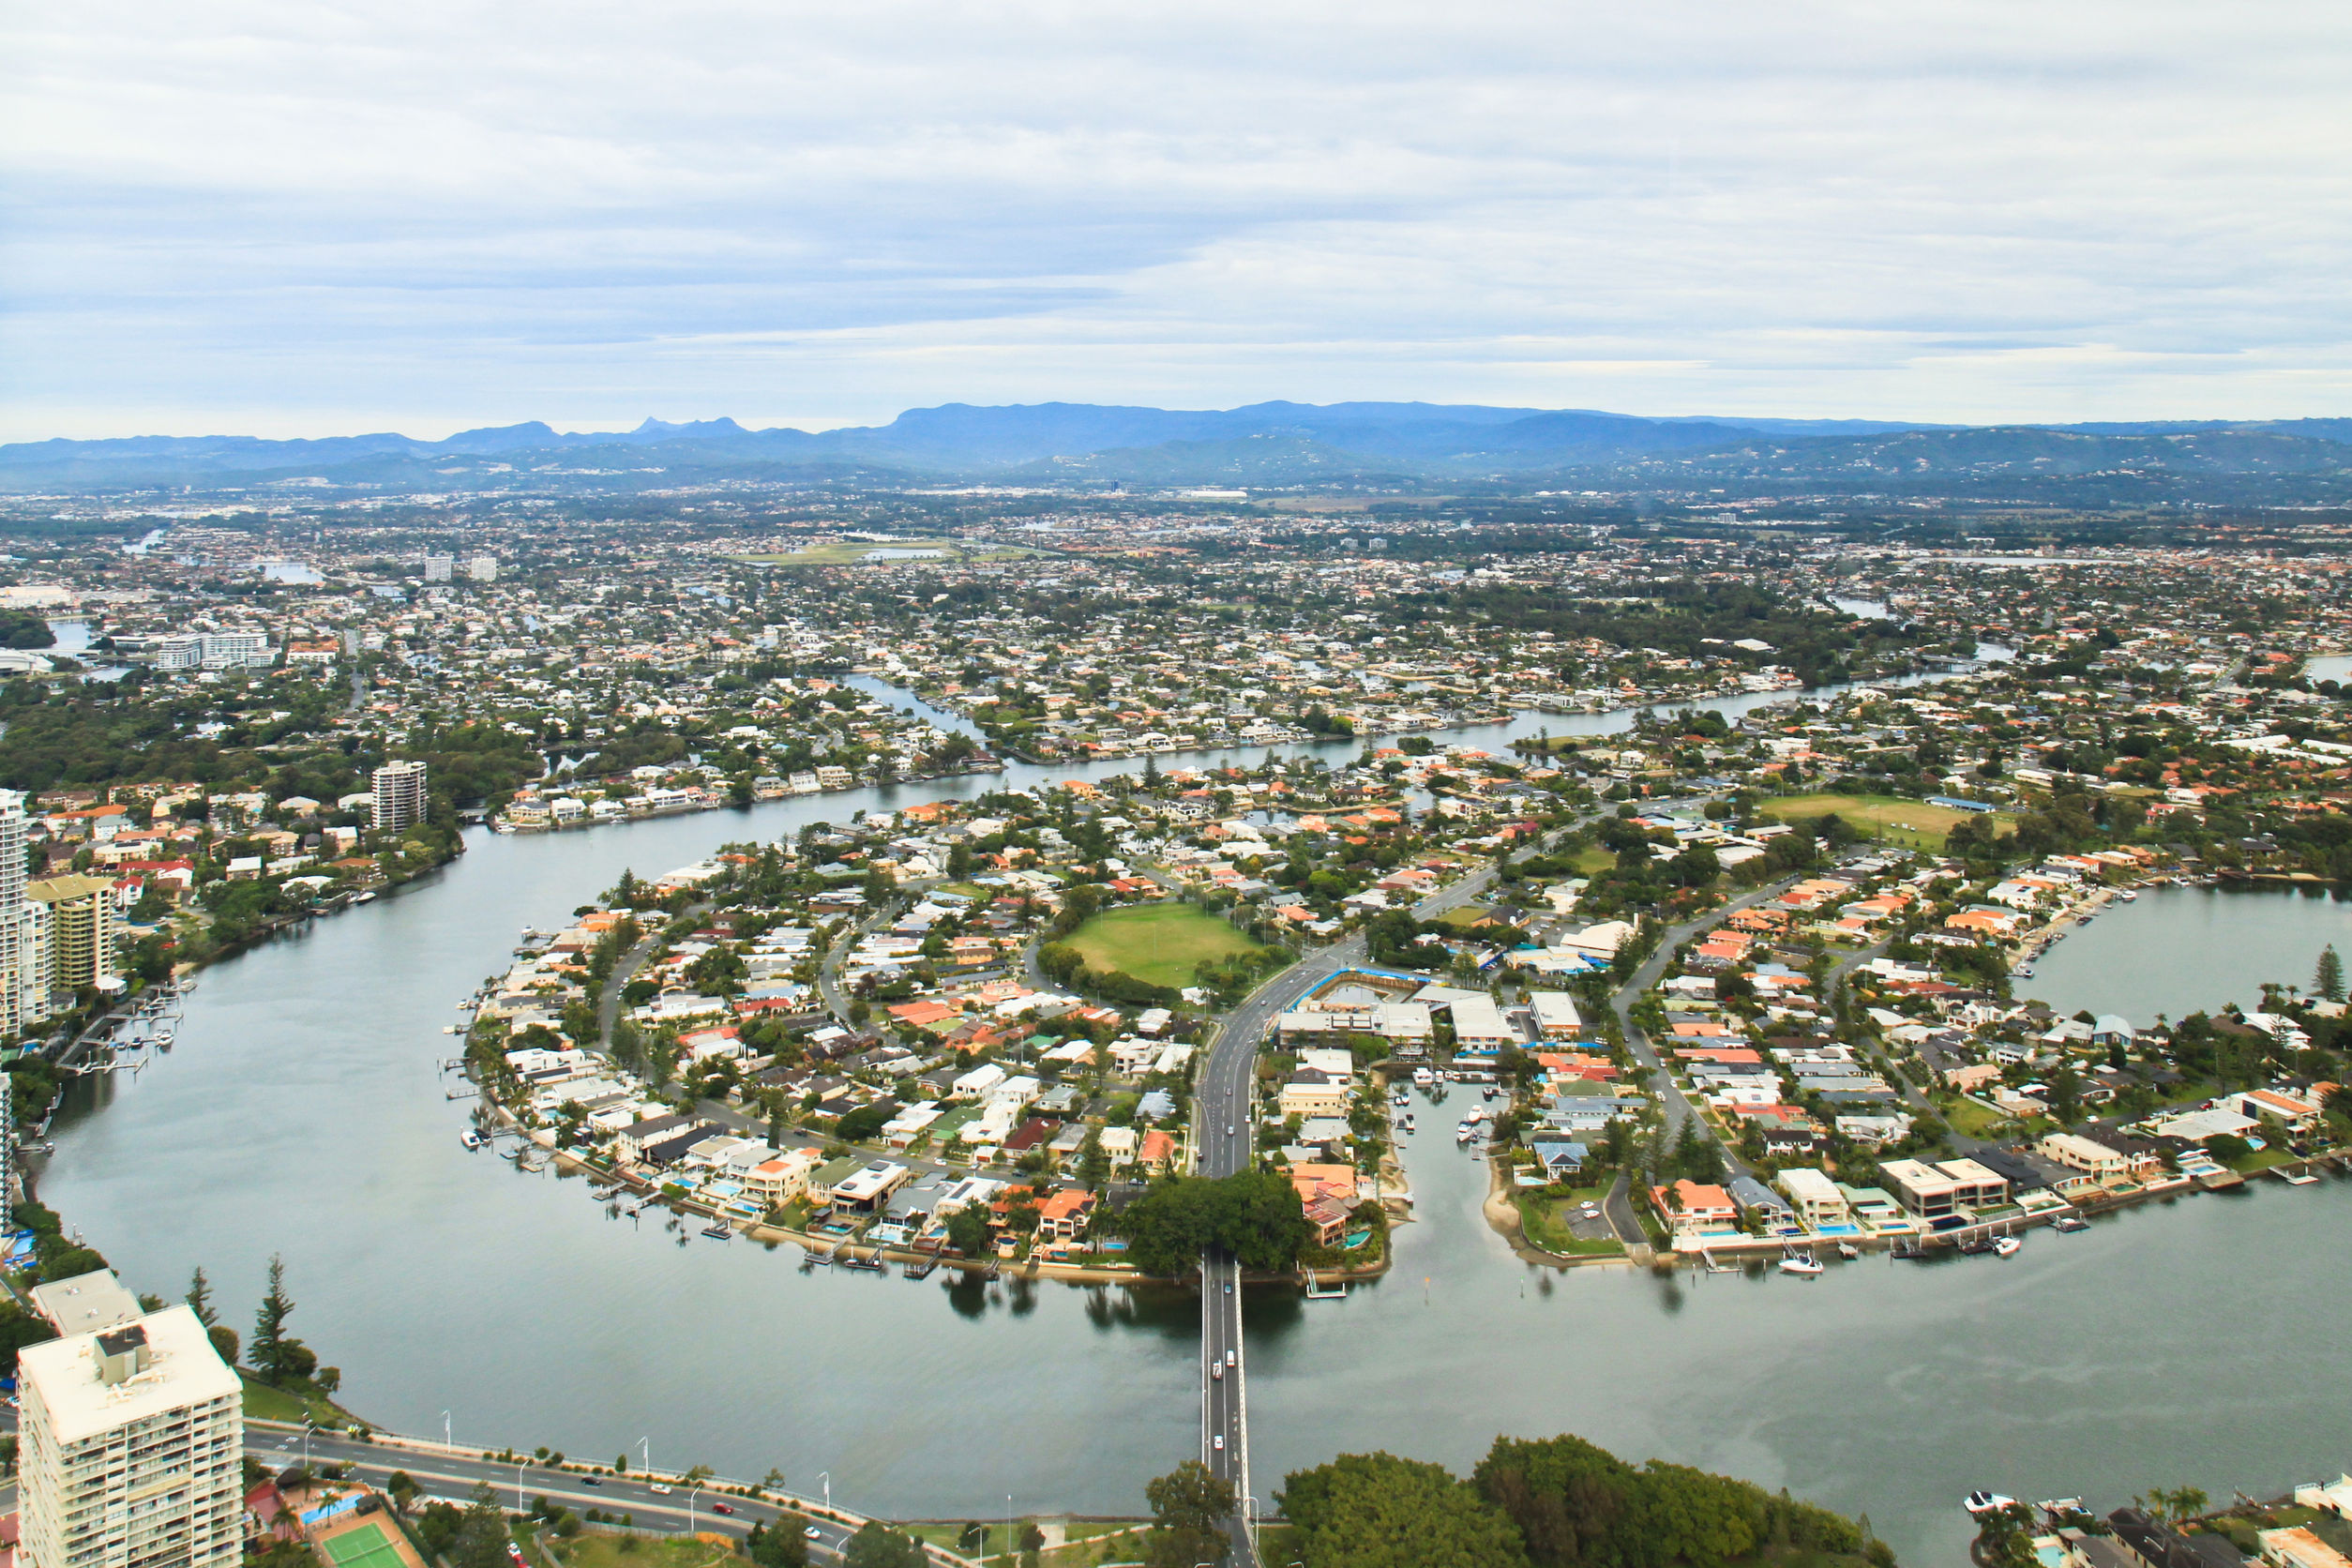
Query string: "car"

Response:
xmin=804 ymin=1527 xmax=824 ymax=1541
xmin=581 ymin=1478 xmax=602 ymax=1488
xmin=711 ymin=1503 xmax=735 ymax=1516
xmin=1223 ymin=1283 xmax=1232 ymax=1294
xmin=649 ymin=1484 xmax=673 ymax=1495
xmin=1226 ymin=1349 xmax=1236 ymax=1367
xmin=506 ymin=1547 xmax=526 ymax=1568
xmin=1212 ymin=1364 xmax=1223 ymax=1380
xmin=1225 ymin=1125 xmax=1234 ymax=1138
xmin=1213 ymin=1435 xmax=1225 ymax=1452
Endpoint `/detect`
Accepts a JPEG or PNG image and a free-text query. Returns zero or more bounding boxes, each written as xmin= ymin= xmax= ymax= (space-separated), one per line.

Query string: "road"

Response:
xmin=241 ymin=1423 xmax=957 ymax=1566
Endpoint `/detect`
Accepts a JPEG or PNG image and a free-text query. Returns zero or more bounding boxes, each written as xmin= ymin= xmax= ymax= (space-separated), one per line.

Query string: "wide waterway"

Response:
xmin=2026 ymin=883 xmax=2352 ymax=1028
xmin=37 ymin=667 xmax=2351 ymax=1568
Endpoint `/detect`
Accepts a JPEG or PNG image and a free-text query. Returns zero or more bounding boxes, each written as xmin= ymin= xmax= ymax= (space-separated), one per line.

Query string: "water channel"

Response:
xmin=36 ymin=667 xmax=2352 ymax=1568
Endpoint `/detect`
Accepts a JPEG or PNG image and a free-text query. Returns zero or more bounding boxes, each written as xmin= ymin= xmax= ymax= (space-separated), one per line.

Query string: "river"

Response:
xmin=36 ymin=666 xmax=2348 ymax=1568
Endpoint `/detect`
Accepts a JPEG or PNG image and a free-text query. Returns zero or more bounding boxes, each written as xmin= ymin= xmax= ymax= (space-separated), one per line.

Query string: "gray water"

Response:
xmin=2303 ymin=654 xmax=2352 ymax=686
xmin=36 ymin=670 xmax=2345 ymax=1567
xmin=2025 ymin=883 xmax=2352 ymax=1027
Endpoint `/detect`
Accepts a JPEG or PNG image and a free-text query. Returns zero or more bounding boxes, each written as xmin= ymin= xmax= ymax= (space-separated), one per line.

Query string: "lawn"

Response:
xmin=1756 ymin=792 xmax=2012 ymax=851
xmin=1511 ymin=1189 xmax=1626 ymax=1258
xmin=1064 ymin=903 xmax=1267 ymax=989
xmin=547 ymin=1530 xmax=743 ymax=1568
xmin=241 ymin=1372 xmax=363 ymax=1427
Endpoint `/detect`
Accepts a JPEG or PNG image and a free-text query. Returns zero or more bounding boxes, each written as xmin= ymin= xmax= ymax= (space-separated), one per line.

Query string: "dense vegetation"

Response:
xmin=1110 ymin=1168 xmax=1311 ymax=1276
xmin=1277 ymin=1432 xmax=1895 ymax=1568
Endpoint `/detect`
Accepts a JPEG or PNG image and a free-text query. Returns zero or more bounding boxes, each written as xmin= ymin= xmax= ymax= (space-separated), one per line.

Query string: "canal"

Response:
xmin=34 ymin=670 xmax=2350 ymax=1567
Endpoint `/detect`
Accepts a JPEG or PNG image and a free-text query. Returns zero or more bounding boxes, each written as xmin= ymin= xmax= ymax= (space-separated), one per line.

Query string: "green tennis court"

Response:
xmin=323 ymin=1522 xmax=405 ymax=1568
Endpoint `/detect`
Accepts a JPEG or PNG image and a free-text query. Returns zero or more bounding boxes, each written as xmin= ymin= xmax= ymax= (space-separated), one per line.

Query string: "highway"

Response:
xmin=241 ymin=1423 xmax=912 ymax=1565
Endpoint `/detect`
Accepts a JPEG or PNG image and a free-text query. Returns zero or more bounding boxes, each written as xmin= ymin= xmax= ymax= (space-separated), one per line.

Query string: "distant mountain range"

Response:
xmin=6 ymin=402 xmax=2351 ymax=496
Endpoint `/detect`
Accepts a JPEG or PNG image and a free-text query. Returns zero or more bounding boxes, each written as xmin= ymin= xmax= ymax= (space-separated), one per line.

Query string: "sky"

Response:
xmin=4 ymin=1 xmax=2350 ymax=441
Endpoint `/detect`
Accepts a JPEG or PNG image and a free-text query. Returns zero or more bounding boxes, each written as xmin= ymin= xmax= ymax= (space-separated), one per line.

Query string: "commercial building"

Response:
xmin=26 ymin=875 xmax=120 ymax=996
xmin=370 ymin=760 xmax=430 ymax=832
xmin=17 ymin=1277 xmax=243 ymax=1568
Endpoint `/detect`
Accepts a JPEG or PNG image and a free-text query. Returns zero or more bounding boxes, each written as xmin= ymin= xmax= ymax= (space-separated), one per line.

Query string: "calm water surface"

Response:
xmin=2025 ymin=884 xmax=2352 ymax=1026
xmin=36 ymin=686 xmax=2349 ymax=1567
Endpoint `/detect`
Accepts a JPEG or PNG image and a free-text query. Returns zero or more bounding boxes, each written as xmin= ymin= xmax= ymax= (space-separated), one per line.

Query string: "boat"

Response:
xmin=2052 ymin=1214 xmax=2089 ymax=1233
xmin=460 ymin=1131 xmax=484 ymax=1151
xmin=1411 ymin=1068 xmax=1435 ymax=1088
xmin=1958 ymin=1235 xmax=1995 ymax=1257
xmin=2119 ymin=889 xmax=2138 ymax=902
xmin=1404 ymin=1114 xmax=1416 ymax=1133
xmin=1778 ymin=1249 xmax=1824 ymax=1277
xmin=1993 ymin=1235 xmax=2022 ymax=1258
xmin=354 ymin=891 xmax=376 ymax=904
xmin=700 ymin=1223 xmax=732 ymax=1240
xmin=1966 ymin=1492 xmax=2018 ymax=1517
xmin=2015 ymin=965 xmax=2035 ymax=979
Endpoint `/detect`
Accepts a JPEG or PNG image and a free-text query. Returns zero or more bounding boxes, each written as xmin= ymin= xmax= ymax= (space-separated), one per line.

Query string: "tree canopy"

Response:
xmin=1112 ymin=1169 xmax=1311 ymax=1277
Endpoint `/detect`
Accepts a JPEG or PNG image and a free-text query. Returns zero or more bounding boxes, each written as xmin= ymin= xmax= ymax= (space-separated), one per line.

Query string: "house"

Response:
xmin=2039 ymin=1132 xmax=2134 ymax=1181
xmin=613 ymin=1113 xmax=699 ymax=1164
xmin=1138 ymin=1130 xmax=1179 ymax=1173
xmin=1651 ymin=1179 xmax=1736 ymax=1232
xmin=1776 ymin=1167 xmax=1852 ymax=1229
xmin=1527 ymin=1138 xmax=1589 ymax=1179
xmin=744 ymin=1148 xmax=823 ymax=1207
xmin=1278 ymin=1069 xmax=1349 ymax=1120
xmin=828 ymin=1161 xmax=912 ymax=1213
xmin=1528 ymin=991 xmax=1585 ymax=1040
xmin=1301 ymin=1194 xmax=1353 ymax=1247
xmin=2257 ymin=1528 xmax=2352 ymax=1568
xmin=1033 ymin=1186 xmax=1096 ymax=1241
xmin=1878 ymin=1157 xmax=2010 ymax=1220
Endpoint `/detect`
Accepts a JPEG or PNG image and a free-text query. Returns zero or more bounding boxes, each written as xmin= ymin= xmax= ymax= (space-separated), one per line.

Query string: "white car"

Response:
xmin=1214 ymin=1435 xmax=1225 ymax=1452
xmin=649 ymin=1484 xmax=672 ymax=1495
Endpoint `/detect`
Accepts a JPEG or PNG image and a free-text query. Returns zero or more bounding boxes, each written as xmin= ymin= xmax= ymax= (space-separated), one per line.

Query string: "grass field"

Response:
xmin=549 ymin=1530 xmax=743 ymax=1568
xmin=1756 ymin=792 xmax=2011 ymax=851
xmin=1064 ymin=903 xmax=1265 ymax=988
xmin=240 ymin=1372 xmax=362 ymax=1427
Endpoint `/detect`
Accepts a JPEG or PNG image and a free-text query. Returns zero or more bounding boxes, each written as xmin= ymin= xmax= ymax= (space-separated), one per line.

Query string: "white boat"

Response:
xmin=1778 ymin=1251 xmax=1824 ymax=1277
xmin=1993 ymin=1235 xmax=2022 ymax=1258
xmin=460 ymin=1131 xmax=484 ymax=1151
xmin=1411 ymin=1068 xmax=1435 ymax=1088
xmin=2052 ymin=1214 xmax=2089 ymax=1233
xmin=1966 ymin=1492 xmax=2017 ymax=1516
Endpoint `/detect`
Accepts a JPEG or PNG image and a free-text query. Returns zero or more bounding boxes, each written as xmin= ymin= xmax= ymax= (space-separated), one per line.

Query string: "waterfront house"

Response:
xmin=2257 ymin=1528 xmax=2352 ymax=1568
xmin=1775 ymin=1167 xmax=1851 ymax=1229
xmin=1878 ymin=1157 xmax=2010 ymax=1221
xmin=613 ymin=1112 xmax=698 ymax=1164
xmin=1651 ymin=1180 xmax=1736 ymax=1233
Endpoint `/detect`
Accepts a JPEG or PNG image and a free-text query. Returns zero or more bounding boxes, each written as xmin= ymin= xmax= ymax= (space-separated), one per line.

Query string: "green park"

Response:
xmin=1063 ymin=902 xmax=1271 ymax=990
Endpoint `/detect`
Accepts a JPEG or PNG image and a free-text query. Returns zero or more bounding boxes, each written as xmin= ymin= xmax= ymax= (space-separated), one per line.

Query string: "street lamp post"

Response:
xmin=442 ymin=1411 xmax=452 ymax=1452
xmin=517 ymin=1462 xmax=526 ymax=1514
xmin=687 ymin=1485 xmax=702 ymax=1537
xmin=640 ymin=1438 xmax=652 ymax=1478
xmin=816 ymin=1472 xmax=829 ymax=1515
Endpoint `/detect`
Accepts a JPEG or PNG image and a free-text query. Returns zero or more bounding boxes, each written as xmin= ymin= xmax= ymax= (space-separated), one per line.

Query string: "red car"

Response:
xmin=710 ymin=1503 xmax=735 ymax=1516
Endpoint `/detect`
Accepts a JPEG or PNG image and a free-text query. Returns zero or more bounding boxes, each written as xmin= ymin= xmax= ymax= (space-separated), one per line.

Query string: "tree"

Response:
xmin=1144 ymin=1461 xmax=1236 ymax=1567
xmin=840 ymin=1521 xmax=927 ymax=1568
xmin=251 ymin=1255 xmax=294 ymax=1381
xmin=187 ymin=1265 xmax=217 ymax=1328
xmin=746 ymin=1520 xmax=809 ymax=1568
xmin=448 ymin=1485 xmax=512 ymax=1568
xmin=2318 ymin=944 xmax=2345 ymax=1003
xmin=1280 ymin=1451 xmax=1528 ymax=1568
xmin=945 ymin=1204 xmax=992 ymax=1258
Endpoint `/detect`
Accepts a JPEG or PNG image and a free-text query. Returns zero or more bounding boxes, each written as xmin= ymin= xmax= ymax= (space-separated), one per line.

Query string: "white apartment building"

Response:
xmin=0 ymin=789 xmax=42 ymax=1035
xmin=466 ymin=556 xmax=499 ymax=582
xmin=422 ymin=555 xmax=455 ymax=582
xmin=370 ymin=760 xmax=430 ymax=831
xmin=17 ymin=1284 xmax=243 ymax=1568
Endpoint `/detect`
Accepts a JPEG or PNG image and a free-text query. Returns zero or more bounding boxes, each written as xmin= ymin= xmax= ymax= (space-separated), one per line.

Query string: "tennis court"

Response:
xmin=323 ymin=1521 xmax=406 ymax=1568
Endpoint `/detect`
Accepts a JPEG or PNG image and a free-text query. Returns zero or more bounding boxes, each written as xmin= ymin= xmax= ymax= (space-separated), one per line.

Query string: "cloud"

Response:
xmin=3 ymin=0 xmax=2348 ymax=437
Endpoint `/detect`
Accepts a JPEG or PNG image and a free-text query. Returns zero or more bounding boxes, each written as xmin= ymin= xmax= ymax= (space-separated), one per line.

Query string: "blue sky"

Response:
xmin=4 ymin=1 xmax=2348 ymax=440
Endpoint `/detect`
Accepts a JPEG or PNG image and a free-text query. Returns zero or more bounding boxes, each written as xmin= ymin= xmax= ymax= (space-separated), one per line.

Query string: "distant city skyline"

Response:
xmin=5 ymin=2 xmax=2348 ymax=441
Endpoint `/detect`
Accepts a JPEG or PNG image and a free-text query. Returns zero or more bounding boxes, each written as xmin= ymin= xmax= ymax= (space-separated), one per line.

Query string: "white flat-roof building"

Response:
xmin=18 ymin=1295 xmax=242 ymax=1568
xmin=1529 ymin=991 xmax=1585 ymax=1040
xmin=1776 ymin=1167 xmax=1852 ymax=1229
